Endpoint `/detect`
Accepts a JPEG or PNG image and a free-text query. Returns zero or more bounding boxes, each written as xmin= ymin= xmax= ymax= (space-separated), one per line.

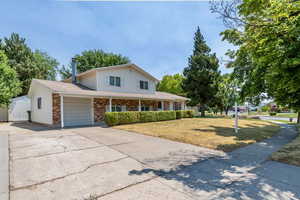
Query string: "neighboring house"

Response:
xmin=0 ymin=96 xmax=31 ymax=122
xmin=28 ymin=63 xmax=189 ymax=127
xmin=8 ymin=96 xmax=31 ymax=121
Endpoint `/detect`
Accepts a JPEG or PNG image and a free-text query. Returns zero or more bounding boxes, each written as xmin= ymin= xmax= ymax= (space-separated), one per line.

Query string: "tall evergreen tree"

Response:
xmin=182 ymin=27 xmax=220 ymax=117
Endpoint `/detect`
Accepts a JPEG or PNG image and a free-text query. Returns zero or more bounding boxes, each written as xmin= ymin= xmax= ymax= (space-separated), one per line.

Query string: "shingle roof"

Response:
xmin=33 ymin=79 xmax=189 ymax=101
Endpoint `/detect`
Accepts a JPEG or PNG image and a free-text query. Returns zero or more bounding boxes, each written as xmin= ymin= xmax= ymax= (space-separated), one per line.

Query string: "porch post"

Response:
xmin=181 ymin=102 xmax=185 ymax=110
xmin=91 ymin=98 xmax=94 ymax=125
xmin=138 ymin=99 xmax=141 ymax=111
xmin=161 ymin=101 xmax=164 ymax=111
xmin=60 ymin=95 xmax=64 ymax=128
xmin=170 ymin=102 xmax=173 ymax=111
xmin=109 ymin=98 xmax=112 ymax=112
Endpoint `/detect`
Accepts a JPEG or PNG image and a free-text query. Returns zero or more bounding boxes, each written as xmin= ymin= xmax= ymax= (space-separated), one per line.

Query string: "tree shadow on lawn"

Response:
xmin=128 ymin=139 xmax=300 ymax=199
xmin=192 ymin=124 xmax=280 ymax=152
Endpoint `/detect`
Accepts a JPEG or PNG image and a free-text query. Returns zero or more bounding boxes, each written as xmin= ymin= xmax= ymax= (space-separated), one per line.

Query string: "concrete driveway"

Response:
xmin=3 ymin=122 xmax=300 ymax=200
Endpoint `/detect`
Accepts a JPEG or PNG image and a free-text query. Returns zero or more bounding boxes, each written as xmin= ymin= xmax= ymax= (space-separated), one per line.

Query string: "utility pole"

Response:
xmin=234 ymin=84 xmax=239 ymax=134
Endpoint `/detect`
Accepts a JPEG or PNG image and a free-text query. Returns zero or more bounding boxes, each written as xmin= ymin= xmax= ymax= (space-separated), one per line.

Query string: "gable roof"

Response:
xmin=31 ymin=79 xmax=189 ymax=101
xmin=64 ymin=63 xmax=159 ymax=82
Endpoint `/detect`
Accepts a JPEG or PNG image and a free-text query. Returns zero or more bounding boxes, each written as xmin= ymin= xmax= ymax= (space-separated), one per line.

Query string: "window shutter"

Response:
xmin=105 ymin=105 xmax=109 ymax=112
xmin=122 ymin=105 xmax=126 ymax=112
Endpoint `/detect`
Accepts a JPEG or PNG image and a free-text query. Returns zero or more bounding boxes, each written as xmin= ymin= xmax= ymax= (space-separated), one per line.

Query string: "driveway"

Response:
xmin=3 ymin=122 xmax=300 ymax=200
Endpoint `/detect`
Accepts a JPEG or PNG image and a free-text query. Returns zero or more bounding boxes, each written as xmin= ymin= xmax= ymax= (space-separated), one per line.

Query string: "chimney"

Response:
xmin=71 ymin=58 xmax=77 ymax=84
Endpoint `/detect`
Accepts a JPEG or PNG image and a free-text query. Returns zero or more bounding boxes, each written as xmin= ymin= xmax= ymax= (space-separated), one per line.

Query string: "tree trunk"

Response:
xmin=200 ymin=106 xmax=205 ymax=117
xmin=225 ymin=108 xmax=229 ymax=116
xmin=297 ymin=112 xmax=300 ymax=124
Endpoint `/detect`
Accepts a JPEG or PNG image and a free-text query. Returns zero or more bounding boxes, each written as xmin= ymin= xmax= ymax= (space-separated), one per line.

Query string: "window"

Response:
xmin=141 ymin=105 xmax=150 ymax=111
xmin=112 ymin=105 xmax=122 ymax=112
xmin=140 ymin=80 xmax=149 ymax=90
xmin=37 ymin=97 xmax=42 ymax=109
xmin=158 ymin=102 xmax=162 ymax=110
xmin=109 ymin=76 xmax=121 ymax=87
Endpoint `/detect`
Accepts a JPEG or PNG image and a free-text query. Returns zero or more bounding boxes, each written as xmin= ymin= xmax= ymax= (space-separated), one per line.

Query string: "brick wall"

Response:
xmin=52 ymin=93 xmax=61 ymax=125
xmin=94 ymin=98 xmax=109 ymax=122
xmin=163 ymin=101 xmax=170 ymax=111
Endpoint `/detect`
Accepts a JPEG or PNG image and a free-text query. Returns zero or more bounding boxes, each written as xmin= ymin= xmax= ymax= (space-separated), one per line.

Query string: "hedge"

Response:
xmin=105 ymin=110 xmax=193 ymax=126
xmin=176 ymin=110 xmax=195 ymax=119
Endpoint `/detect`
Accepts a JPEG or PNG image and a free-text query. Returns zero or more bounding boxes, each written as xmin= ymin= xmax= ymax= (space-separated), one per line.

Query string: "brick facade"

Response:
xmin=53 ymin=95 xmax=175 ymax=124
xmin=93 ymin=98 xmax=173 ymax=122
xmin=94 ymin=98 xmax=109 ymax=122
xmin=52 ymin=93 xmax=61 ymax=125
xmin=163 ymin=101 xmax=170 ymax=111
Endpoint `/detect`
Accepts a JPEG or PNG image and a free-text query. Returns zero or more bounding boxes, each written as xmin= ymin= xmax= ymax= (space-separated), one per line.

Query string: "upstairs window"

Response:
xmin=37 ymin=97 xmax=42 ymax=109
xmin=140 ymin=80 xmax=149 ymax=90
xmin=110 ymin=76 xmax=121 ymax=87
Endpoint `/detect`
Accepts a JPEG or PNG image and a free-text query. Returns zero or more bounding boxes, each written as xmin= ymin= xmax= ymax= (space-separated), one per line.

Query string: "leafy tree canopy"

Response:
xmin=182 ymin=27 xmax=220 ymax=116
xmin=0 ymin=50 xmax=21 ymax=105
xmin=157 ymin=74 xmax=185 ymax=96
xmin=211 ymin=0 xmax=300 ymax=121
xmin=0 ymin=33 xmax=59 ymax=95
xmin=59 ymin=49 xmax=130 ymax=79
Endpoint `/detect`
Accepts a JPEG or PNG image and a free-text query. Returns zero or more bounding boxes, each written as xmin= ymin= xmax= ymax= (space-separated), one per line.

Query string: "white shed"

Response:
xmin=8 ymin=96 xmax=31 ymax=121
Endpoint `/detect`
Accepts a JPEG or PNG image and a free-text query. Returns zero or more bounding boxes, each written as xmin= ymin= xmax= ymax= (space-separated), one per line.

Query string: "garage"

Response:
xmin=63 ymin=97 xmax=93 ymax=127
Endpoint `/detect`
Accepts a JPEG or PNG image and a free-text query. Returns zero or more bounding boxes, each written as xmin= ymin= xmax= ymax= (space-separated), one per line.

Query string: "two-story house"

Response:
xmin=28 ymin=63 xmax=189 ymax=127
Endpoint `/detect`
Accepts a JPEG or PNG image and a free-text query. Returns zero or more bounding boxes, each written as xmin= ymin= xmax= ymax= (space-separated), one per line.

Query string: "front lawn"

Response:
xmin=114 ymin=118 xmax=280 ymax=152
xmin=271 ymin=125 xmax=300 ymax=166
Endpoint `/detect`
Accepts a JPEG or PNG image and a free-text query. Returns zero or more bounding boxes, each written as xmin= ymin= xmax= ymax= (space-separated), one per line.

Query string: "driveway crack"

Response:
xmin=11 ymin=156 xmax=129 ymax=191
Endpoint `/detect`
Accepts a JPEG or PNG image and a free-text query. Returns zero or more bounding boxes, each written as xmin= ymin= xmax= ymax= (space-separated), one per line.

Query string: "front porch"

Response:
xmin=52 ymin=94 xmax=186 ymax=128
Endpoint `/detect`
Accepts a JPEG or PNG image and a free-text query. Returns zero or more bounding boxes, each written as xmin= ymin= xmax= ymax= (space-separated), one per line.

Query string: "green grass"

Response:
xmin=276 ymin=113 xmax=298 ymax=118
xmin=271 ymin=125 xmax=300 ymax=166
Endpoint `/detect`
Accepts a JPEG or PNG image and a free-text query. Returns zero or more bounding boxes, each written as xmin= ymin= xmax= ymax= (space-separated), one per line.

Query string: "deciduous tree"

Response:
xmin=59 ymin=49 xmax=130 ymax=79
xmin=157 ymin=74 xmax=185 ymax=96
xmin=0 ymin=50 xmax=21 ymax=105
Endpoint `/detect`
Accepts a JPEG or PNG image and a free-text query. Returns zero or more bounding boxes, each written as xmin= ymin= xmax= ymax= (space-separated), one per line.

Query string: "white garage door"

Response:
xmin=63 ymin=97 xmax=93 ymax=127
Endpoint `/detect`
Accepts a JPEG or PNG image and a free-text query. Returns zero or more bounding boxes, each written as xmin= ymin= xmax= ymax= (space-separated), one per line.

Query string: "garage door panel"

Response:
xmin=63 ymin=97 xmax=93 ymax=127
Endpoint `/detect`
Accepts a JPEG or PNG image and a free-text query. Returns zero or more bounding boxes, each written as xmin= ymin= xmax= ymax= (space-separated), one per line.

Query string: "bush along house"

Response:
xmin=28 ymin=60 xmax=189 ymax=128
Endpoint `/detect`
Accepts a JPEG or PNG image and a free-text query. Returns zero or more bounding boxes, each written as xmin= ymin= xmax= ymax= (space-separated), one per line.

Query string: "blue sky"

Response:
xmin=1 ymin=0 xmax=233 ymax=80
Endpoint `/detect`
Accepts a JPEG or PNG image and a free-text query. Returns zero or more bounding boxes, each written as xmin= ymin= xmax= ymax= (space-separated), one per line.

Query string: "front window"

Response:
xmin=112 ymin=105 xmax=122 ymax=112
xmin=37 ymin=97 xmax=42 ymax=109
xmin=140 ymin=80 xmax=149 ymax=90
xmin=141 ymin=105 xmax=150 ymax=111
xmin=110 ymin=76 xmax=121 ymax=87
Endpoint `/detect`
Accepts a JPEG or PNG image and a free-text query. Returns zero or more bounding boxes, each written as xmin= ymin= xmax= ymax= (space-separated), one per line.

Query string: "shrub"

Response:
xmin=140 ymin=111 xmax=157 ymax=122
xmin=269 ymin=112 xmax=277 ymax=116
xmin=118 ymin=112 xmax=140 ymax=124
xmin=104 ymin=112 xmax=119 ymax=126
xmin=176 ymin=110 xmax=195 ymax=119
xmin=156 ymin=111 xmax=176 ymax=121
xmin=104 ymin=110 xmax=193 ymax=126
xmin=176 ymin=110 xmax=183 ymax=119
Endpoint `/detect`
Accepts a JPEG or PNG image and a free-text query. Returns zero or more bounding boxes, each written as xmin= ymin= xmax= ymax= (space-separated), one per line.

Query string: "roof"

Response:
xmin=64 ymin=63 xmax=159 ymax=82
xmin=32 ymin=79 xmax=189 ymax=101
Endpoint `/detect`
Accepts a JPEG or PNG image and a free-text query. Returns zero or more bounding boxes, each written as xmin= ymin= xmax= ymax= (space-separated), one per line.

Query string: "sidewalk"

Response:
xmin=0 ymin=132 xmax=9 ymax=200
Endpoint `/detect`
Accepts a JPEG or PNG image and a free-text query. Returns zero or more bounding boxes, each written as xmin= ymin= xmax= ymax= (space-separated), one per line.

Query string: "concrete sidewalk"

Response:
xmin=0 ymin=132 xmax=9 ymax=200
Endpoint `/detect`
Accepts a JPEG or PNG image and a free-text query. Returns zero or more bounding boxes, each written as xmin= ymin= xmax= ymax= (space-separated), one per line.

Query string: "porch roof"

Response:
xmin=33 ymin=79 xmax=189 ymax=101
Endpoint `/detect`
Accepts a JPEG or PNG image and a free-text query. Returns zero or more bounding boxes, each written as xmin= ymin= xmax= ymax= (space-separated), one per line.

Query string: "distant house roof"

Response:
xmin=31 ymin=79 xmax=189 ymax=101
xmin=63 ymin=63 xmax=160 ymax=83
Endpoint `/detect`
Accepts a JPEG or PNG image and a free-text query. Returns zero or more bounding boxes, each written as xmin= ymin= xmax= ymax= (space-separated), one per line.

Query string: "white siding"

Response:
xmin=30 ymin=83 xmax=53 ymax=125
xmin=78 ymin=73 xmax=97 ymax=90
xmin=96 ymin=67 xmax=156 ymax=94
xmin=8 ymin=96 xmax=31 ymax=121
